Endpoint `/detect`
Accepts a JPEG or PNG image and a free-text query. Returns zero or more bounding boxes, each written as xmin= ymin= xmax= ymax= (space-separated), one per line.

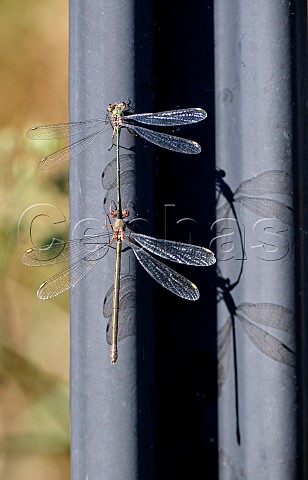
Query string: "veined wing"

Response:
xmin=106 ymin=304 xmax=136 ymax=344
xmin=103 ymin=275 xmax=136 ymax=317
xmin=38 ymin=126 xmax=111 ymax=169
xmin=37 ymin=243 xmax=110 ymax=300
xmin=26 ymin=119 xmax=107 ymax=139
xmin=104 ymin=276 xmax=136 ymax=344
xmin=126 ymin=108 xmax=207 ymax=126
xmin=127 ymin=124 xmax=201 ymax=154
xmin=102 ymin=154 xmax=135 ymax=190
xmin=129 ymin=242 xmax=200 ymax=300
xmin=234 ymin=170 xmax=293 ymax=196
xmin=129 ymin=232 xmax=216 ymax=266
xmin=22 ymin=233 xmax=111 ymax=266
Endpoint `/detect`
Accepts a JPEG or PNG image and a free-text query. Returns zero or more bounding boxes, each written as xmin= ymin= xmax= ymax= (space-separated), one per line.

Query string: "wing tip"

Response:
xmin=26 ymin=126 xmax=38 ymax=138
xmin=38 ymin=156 xmax=51 ymax=169
xmin=37 ymin=282 xmax=48 ymax=300
xmin=191 ymin=141 xmax=202 ymax=154
xmin=203 ymin=248 xmax=216 ymax=265
xmin=195 ymin=108 xmax=208 ymax=119
xmin=21 ymin=249 xmax=35 ymax=265
xmin=191 ymin=282 xmax=200 ymax=300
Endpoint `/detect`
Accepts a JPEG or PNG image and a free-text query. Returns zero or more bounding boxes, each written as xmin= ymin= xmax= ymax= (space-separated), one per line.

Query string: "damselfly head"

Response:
xmin=109 ymin=209 xmax=130 ymax=218
xmin=107 ymin=101 xmax=127 ymax=114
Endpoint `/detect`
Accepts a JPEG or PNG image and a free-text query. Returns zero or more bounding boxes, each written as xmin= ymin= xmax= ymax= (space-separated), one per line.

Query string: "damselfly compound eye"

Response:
xmin=122 ymin=209 xmax=129 ymax=218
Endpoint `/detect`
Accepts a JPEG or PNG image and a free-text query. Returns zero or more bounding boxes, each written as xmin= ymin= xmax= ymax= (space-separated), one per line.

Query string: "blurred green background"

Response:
xmin=0 ymin=1 xmax=70 ymax=479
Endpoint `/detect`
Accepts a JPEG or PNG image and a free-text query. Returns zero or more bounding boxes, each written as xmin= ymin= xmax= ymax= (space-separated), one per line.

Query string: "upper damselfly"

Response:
xmin=27 ymin=102 xmax=207 ymax=169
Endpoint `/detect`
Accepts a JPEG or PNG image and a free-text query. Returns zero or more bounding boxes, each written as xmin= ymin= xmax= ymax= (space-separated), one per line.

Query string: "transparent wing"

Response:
xmin=104 ymin=276 xmax=136 ymax=344
xmin=26 ymin=119 xmax=107 ymax=139
xmin=129 ymin=242 xmax=200 ymax=300
xmin=38 ymin=127 xmax=111 ymax=169
xmin=129 ymin=232 xmax=216 ymax=266
xmin=103 ymin=275 xmax=136 ymax=317
xmin=238 ymin=315 xmax=295 ymax=367
xmin=22 ymin=233 xmax=111 ymax=266
xmin=236 ymin=197 xmax=293 ymax=226
xmin=126 ymin=108 xmax=207 ymax=126
xmin=37 ymin=243 xmax=110 ymax=300
xmin=237 ymin=303 xmax=294 ymax=333
xmin=234 ymin=170 xmax=293 ymax=196
xmin=106 ymin=305 xmax=136 ymax=344
xmin=128 ymin=124 xmax=201 ymax=154
xmin=103 ymin=177 xmax=135 ymax=215
xmin=102 ymin=154 xmax=135 ymax=190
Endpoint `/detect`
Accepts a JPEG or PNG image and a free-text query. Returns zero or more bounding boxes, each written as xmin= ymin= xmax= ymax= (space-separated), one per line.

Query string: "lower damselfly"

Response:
xmin=27 ymin=102 xmax=207 ymax=169
xmin=22 ymin=211 xmax=216 ymax=363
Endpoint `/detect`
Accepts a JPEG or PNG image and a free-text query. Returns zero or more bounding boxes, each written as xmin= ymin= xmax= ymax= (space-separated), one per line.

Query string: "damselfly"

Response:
xmin=21 ymin=211 xmax=216 ymax=363
xmin=27 ymin=102 xmax=207 ymax=169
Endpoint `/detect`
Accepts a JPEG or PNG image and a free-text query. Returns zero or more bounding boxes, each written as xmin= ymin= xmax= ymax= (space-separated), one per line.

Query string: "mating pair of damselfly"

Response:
xmin=22 ymin=102 xmax=216 ymax=363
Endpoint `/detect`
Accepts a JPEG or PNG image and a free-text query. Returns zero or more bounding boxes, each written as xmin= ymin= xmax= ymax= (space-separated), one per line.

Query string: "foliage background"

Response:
xmin=0 ymin=1 xmax=69 ymax=479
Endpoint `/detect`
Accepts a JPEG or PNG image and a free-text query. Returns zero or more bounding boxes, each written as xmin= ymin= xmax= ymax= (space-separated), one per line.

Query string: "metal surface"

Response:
xmin=214 ymin=0 xmax=297 ymax=478
xmin=68 ymin=0 xmax=305 ymax=478
xmin=69 ymin=1 xmax=154 ymax=479
xmin=293 ymin=1 xmax=308 ymax=477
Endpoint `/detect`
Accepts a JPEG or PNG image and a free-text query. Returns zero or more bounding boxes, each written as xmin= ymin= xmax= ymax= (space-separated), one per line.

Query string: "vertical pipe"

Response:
xmin=69 ymin=1 xmax=154 ymax=478
xmin=214 ymin=0 xmax=297 ymax=478
xmin=293 ymin=1 xmax=308 ymax=477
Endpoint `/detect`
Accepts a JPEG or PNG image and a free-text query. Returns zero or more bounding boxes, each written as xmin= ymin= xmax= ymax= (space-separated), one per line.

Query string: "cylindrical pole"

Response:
xmin=69 ymin=1 xmax=154 ymax=479
xmin=214 ymin=0 xmax=297 ymax=478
